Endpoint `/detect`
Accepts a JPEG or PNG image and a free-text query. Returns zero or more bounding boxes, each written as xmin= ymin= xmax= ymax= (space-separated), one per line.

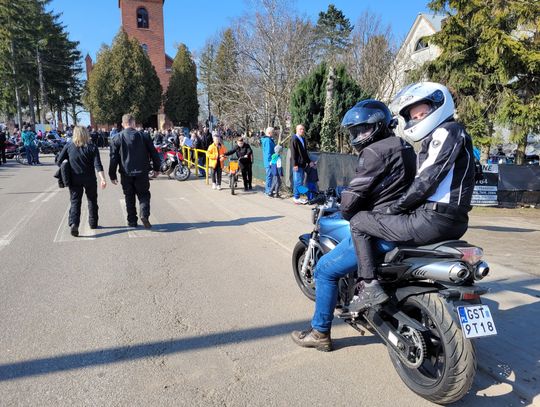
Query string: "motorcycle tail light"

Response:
xmin=456 ymin=247 xmax=484 ymax=265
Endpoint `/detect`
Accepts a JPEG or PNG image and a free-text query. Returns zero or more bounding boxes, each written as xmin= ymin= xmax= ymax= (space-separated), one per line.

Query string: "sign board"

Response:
xmin=471 ymin=164 xmax=498 ymax=206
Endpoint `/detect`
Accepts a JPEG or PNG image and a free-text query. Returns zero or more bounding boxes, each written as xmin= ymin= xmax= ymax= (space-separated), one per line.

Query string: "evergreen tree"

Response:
xmin=164 ymin=43 xmax=199 ymax=128
xmin=84 ymin=30 xmax=162 ymax=125
xmin=290 ymin=62 xmax=368 ymax=151
xmin=425 ymin=0 xmax=539 ymax=162
xmin=213 ymin=29 xmax=238 ymax=122
xmin=315 ymin=5 xmax=354 ymax=152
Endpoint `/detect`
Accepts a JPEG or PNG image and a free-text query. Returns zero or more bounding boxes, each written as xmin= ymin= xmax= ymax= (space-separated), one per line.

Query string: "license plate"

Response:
xmin=457 ymin=305 xmax=497 ymax=338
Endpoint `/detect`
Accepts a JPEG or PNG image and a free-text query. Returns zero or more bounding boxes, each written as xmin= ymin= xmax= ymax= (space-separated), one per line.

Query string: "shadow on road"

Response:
xmin=469 ymin=225 xmax=539 ymax=233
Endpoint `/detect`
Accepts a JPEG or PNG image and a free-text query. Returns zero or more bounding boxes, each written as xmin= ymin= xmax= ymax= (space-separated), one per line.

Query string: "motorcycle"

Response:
xmin=149 ymin=142 xmax=190 ymax=181
xmin=292 ymin=188 xmax=496 ymax=405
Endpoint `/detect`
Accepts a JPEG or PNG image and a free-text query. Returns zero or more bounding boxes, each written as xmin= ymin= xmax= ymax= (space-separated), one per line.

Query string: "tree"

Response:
xmin=290 ymin=62 xmax=368 ymax=151
xmin=315 ymin=5 xmax=354 ymax=152
xmin=165 ymin=43 xmax=198 ymax=128
xmin=424 ymin=0 xmax=540 ymax=162
xmin=84 ymin=30 xmax=162 ymax=125
xmin=198 ymin=39 xmax=218 ymax=125
xmin=213 ymin=29 xmax=238 ymax=123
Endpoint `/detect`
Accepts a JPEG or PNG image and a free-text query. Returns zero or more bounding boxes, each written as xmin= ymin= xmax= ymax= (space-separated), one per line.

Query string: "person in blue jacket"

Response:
xmin=261 ymin=127 xmax=276 ymax=195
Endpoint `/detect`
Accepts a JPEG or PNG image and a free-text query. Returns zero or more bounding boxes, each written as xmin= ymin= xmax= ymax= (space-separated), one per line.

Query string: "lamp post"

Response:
xmin=36 ymin=39 xmax=49 ymax=125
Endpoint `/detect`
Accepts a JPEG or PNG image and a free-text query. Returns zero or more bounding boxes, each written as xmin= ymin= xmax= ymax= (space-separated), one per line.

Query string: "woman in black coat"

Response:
xmin=56 ymin=126 xmax=106 ymax=236
xmin=223 ymin=136 xmax=253 ymax=190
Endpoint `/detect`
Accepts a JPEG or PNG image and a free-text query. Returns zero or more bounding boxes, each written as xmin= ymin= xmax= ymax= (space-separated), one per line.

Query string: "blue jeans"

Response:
xmin=311 ymin=237 xmax=357 ymax=333
xmin=265 ymin=167 xmax=273 ymax=194
xmin=293 ymin=168 xmax=305 ymax=199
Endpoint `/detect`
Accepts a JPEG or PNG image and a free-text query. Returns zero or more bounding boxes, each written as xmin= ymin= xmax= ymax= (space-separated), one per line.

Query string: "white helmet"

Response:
xmin=390 ymin=82 xmax=455 ymax=142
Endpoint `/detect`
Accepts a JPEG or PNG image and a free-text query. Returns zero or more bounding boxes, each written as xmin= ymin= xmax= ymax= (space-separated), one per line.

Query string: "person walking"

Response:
xmin=21 ymin=126 xmax=38 ymax=165
xmin=261 ymin=127 xmax=276 ymax=195
xmin=56 ymin=126 xmax=107 ymax=237
xmin=224 ymin=136 xmax=253 ymax=191
xmin=208 ymin=134 xmax=226 ymax=190
xmin=109 ymin=113 xmax=161 ymax=229
xmin=290 ymin=124 xmax=313 ymax=204
xmin=0 ymin=128 xmax=6 ymax=165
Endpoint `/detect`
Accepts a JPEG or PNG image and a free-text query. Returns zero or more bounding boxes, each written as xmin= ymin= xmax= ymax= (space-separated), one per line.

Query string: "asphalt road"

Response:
xmin=0 ymin=153 xmax=537 ymax=406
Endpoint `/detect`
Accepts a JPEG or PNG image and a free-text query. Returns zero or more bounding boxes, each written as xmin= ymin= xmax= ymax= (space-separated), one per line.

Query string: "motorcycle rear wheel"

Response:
xmin=292 ymin=241 xmax=321 ymax=301
xmin=174 ymin=164 xmax=191 ymax=181
xmin=388 ymin=292 xmax=476 ymax=404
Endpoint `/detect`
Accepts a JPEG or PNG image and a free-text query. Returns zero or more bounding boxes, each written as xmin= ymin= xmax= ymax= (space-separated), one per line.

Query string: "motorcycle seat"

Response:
xmin=383 ymin=240 xmax=468 ymax=263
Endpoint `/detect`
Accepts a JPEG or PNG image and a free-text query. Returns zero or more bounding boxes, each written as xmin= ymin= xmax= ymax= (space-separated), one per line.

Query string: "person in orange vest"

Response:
xmin=207 ymin=134 xmax=226 ymax=190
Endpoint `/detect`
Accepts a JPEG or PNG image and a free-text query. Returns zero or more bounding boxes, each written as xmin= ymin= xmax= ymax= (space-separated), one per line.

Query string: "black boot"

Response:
xmin=70 ymin=224 xmax=79 ymax=237
xmin=348 ymin=280 xmax=389 ymax=314
xmin=291 ymin=328 xmax=332 ymax=352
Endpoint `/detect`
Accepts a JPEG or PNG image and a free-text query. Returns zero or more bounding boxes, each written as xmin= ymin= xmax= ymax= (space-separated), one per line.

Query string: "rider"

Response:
xmin=291 ymin=99 xmax=417 ymax=351
xmin=348 ymin=82 xmax=476 ymax=313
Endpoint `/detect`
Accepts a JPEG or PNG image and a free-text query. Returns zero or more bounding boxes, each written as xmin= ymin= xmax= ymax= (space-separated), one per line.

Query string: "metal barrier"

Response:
xmin=182 ymin=146 xmax=210 ymax=185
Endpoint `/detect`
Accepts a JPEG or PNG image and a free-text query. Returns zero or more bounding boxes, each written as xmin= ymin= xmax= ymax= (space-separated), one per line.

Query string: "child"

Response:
xmin=305 ymin=163 xmax=319 ymax=201
xmin=269 ymin=145 xmax=284 ymax=198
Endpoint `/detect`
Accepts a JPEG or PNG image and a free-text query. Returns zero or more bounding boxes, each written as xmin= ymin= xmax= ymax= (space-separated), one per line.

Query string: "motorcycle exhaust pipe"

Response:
xmin=474 ymin=261 xmax=490 ymax=280
xmin=410 ymin=261 xmax=470 ymax=283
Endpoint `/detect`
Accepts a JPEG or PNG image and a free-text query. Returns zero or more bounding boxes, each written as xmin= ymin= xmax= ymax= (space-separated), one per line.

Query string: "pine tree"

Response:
xmin=164 ymin=44 xmax=198 ymax=128
xmin=315 ymin=5 xmax=354 ymax=152
xmin=425 ymin=0 xmax=539 ymax=162
xmin=213 ymin=29 xmax=238 ymax=122
xmin=84 ymin=30 xmax=162 ymax=125
xmin=290 ymin=62 xmax=368 ymax=151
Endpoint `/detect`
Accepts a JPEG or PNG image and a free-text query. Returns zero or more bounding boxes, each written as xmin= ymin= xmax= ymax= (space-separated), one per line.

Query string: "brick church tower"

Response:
xmin=119 ymin=0 xmax=173 ymax=129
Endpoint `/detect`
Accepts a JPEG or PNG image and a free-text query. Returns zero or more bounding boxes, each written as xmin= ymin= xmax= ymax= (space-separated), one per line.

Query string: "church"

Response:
xmin=85 ymin=0 xmax=173 ymax=130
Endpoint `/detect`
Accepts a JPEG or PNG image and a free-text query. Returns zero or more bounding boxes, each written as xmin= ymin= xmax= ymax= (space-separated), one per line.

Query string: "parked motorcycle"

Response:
xmin=292 ymin=188 xmax=496 ymax=405
xmin=149 ymin=142 xmax=190 ymax=181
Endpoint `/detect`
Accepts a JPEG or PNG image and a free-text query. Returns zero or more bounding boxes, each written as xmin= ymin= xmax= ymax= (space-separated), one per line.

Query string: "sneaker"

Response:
xmin=141 ymin=217 xmax=152 ymax=229
xmin=70 ymin=224 xmax=79 ymax=237
xmin=291 ymin=328 xmax=332 ymax=352
xmin=293 ymin=197 xmax=307 ymax=205
xmin=212 ymin=183 xmax=217 ymax=190
xmin=348 ymin=280 xmax=389 ymax=314
xmin=217 ymin=185 xmax=221 ymax=190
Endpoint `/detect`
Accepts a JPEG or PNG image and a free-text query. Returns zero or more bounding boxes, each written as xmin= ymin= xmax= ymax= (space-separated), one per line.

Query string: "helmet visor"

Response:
xmin=349 ymin=123 xmax=376 ymax=143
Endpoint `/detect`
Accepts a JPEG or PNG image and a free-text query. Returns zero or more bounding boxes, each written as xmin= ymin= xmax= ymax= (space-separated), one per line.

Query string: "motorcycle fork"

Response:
xmin=300 ymin=232 xmax=318 ymax=275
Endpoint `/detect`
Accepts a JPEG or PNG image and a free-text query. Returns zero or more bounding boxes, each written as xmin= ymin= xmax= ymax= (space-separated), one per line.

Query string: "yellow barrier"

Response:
xmin=182 ymin=146 xmax=210 ymax=184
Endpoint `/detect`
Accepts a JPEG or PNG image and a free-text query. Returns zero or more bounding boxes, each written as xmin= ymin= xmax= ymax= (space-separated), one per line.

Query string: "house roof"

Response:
xmin=420 ymin=13 xmax=446 ymax=32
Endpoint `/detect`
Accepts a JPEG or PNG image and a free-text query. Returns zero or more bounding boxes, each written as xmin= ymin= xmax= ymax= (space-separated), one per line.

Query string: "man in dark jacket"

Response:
xmin=290 ymin=124 xmax=313 ymax=204
xmin=291 ymin=100 xmax=417 ymax=351
xmin=348 ymin=82 xmax=476 ymax=313
xmin=109 ymin=113 xmax=161 ymax=228
xmin=0 ymin=129 xmax=6 ymax=165
xmin=223 ymin=136 xmax=254 ymax=190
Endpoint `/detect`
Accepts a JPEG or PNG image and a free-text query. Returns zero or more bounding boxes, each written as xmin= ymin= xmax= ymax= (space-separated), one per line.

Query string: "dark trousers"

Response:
xmin=0 ymin=144 xmax=5 ymax=164
xmin=349 ymin=208 xmax=468 ymax=280
xmin=69 ymin=178 xmax=98 ymax=227
xmin=241 ymin=164 xmax=252 ymax=188
xmin=212 ymin=165 xmax=222 ymax=185
xmin=120 ymin=174 xmax=151 ymax=224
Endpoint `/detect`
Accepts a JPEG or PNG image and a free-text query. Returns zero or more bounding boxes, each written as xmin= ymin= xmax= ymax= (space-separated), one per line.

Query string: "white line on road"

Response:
xmin=29 ymin=184 xmax=57 ymax=203
xmin=53 ymin=205 xmax=97 ymax=243
xmin=41 ymin=189 xmax=60 ymax=202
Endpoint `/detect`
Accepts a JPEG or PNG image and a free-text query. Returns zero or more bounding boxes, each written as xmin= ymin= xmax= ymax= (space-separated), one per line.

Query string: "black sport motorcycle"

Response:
xmin=292 ymin=189 xmax=496 ymax=405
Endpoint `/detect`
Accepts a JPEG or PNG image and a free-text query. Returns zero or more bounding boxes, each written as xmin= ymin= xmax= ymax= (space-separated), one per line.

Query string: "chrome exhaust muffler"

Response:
xmin=409 ymin=261 xmax=471 ymax=283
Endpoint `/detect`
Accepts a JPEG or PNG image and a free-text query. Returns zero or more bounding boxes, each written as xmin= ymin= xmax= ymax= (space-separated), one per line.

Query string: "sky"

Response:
xmin=48 ymin=0 xmax=433 ymax=61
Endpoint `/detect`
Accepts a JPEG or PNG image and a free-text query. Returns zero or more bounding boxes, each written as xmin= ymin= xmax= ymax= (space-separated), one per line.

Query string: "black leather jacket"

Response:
xmin=341 ymin=135 xmax=417 ymax=221
xmin=109 ymin=128 xmax=161 ymax=179
xmin=388 ymin=120 xmax=475 ymax=214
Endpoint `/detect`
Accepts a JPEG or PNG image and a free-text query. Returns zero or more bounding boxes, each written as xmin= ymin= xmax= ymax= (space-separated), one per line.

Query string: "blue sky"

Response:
xmin=48 ymin=0 xmax=433 ymax=60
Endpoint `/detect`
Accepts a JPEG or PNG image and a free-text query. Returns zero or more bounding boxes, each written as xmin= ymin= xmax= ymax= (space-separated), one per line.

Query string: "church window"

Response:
xmin=137 ymin=7 xmax=149 ymax=29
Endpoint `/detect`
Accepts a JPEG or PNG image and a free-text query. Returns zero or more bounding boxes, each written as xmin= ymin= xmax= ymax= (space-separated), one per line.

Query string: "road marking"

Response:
xmin=53 ymin=205 xmax=96 ymax=243
xmin=42 ymin=189 xmax=60 ymax=202
xmin=29 ymin=184 xmax=58 ymax=203
xmin=0 ymin=193 xmax=50 ymax=252
xmin=119 ymin=199 xmax=160 ymax=238
xmin=165 ymin=198 xmax=203 ymax=234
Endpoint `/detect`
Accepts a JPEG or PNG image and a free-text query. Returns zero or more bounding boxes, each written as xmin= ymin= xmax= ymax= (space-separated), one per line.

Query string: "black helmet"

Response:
xmin=341 ymin=99 xmax=394 ymax=151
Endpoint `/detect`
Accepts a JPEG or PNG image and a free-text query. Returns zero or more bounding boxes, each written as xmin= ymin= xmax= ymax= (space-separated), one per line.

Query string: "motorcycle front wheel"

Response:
xmin=174 ymin=164 xmax=191 ymax=181
xmin=292 ymin=241 xmax=322 ymax=301
xmin=388 ymin=292 xmax=476 ymax=405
